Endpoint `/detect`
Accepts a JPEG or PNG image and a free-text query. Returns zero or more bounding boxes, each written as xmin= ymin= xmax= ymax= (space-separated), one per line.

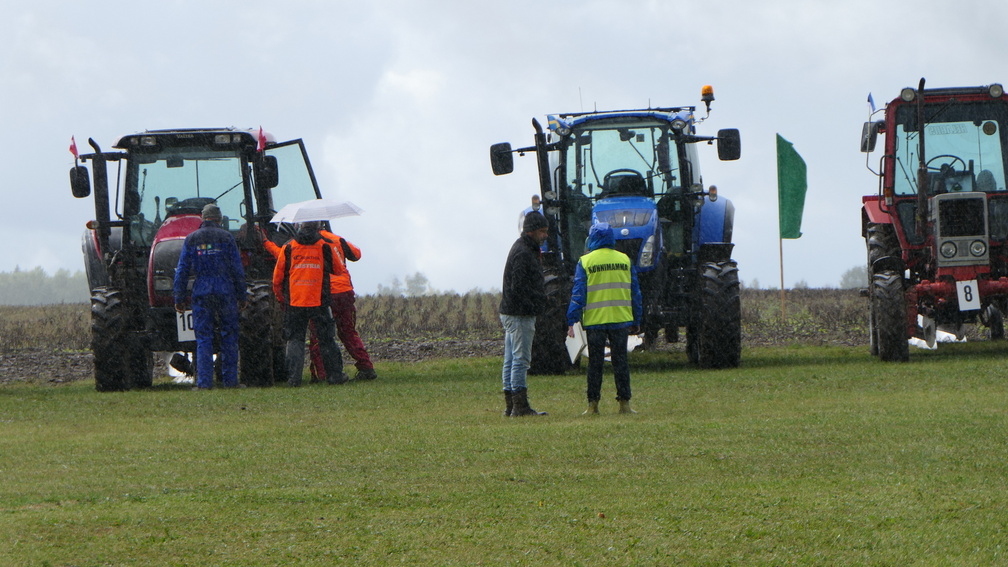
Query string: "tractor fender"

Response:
xmin=695 ymin=196 xmax=735 ymax=246
xmin=871 ymin=255 xmax=906 ymax=275
xmin=81 ymin=227 xmax=122 ymax=291
xmin=861 ymin=198 xmax=891 ymax=230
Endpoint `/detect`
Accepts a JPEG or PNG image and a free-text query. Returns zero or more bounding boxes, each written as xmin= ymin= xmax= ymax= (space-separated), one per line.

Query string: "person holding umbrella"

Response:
xmin=272 ymin=220 xmax=348 ymax=386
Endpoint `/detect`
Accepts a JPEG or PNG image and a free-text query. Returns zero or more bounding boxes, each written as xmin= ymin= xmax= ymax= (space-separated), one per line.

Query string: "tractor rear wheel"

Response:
xmin=696 ymin=261 xmax=742 ymax=368
xmin=91 ymin=287 xmax=132 ymax=392
xmin=239 ymin=282 xmax=277 ymax=387
xmin=871 ymin=270 xmax=909 ymax=362
xmin=529 ymin=271 xmax=573 ymax=375
xmin=985 ymin=304 xmax=1005 ymax=340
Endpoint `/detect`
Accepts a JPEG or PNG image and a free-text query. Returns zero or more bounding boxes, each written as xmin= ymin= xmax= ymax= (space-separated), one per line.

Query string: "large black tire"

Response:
xmin=871 ymin=271 xmax=909 ymax=362
xmin=696 ymin=261 xmax=742 ymax=368
xmin=91 ymin=288 xmax=132 ymax=392
xmin=865 ymin=222 xmax=901 ymax=358
xmin=239 ymin=282 xmax=277 ymax=387
xmin=528 ymin=272 xmax=573 ymax=375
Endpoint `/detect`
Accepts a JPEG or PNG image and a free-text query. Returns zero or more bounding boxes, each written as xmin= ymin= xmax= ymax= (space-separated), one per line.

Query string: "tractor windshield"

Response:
xmin=124 ymin=147 xmax=247 ymax=246
xmin=563 ymin=120 xmax=684 ymax=201
xmin=558 ymin=119 xmax=687 ymax=258
xmin=892 ymin=101 xmax=1008 ymax=196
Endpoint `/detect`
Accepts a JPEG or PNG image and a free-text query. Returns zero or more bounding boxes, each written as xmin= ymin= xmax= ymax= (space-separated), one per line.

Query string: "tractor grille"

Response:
xmin=613 ymin=238 xmax=642 ymax=264
xmin=938 ymin=197 xmax=985 ymax=237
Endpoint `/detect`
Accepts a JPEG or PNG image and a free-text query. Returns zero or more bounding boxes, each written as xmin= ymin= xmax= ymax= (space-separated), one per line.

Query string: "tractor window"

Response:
xmin=892 ymin=102 xmax=1008 ymax=196
xmin=125 ymin=148 xmax=246 ymax=245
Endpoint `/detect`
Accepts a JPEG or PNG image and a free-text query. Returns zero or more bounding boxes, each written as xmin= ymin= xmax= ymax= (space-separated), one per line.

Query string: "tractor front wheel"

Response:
xmin=91 ymin=287 xmax=132 ymax=391
xmin=239 ymin=282 xmax=278 ymax=387
xmin=696 ymin=261 xmax=742 ymax=368
xmin=871 ymin=270 xmax=909 ymax=362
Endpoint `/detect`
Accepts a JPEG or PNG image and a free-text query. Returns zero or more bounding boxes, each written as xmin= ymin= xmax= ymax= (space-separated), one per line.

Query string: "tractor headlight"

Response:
xmin=940 ymin=241 xmax=957 ymax=258
xmin=671 ymin=118 xmax=687 ymax=131
xmin=970 ymin=240 xmax=987 ymax=256
xmin=990 ymin=84 xmax=1004 ymax=98
xmin=639 ymin=236 xmax=655 ymax=268
xmin=901 ymin=88 xmax=916 ymax=102
xmin=153 ymin=276 xmax=174 ymax=292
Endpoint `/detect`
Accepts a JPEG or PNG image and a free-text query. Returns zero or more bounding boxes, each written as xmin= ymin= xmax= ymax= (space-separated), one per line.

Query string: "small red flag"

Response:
xmin=69 ymin=136 xmax=79 ymax=159
xmin=256 ymin=126 xmax=266 ymax=153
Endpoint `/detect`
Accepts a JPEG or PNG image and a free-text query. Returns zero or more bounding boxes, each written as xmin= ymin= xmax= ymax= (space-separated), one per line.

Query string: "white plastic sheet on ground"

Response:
xmin=566 ymin=323 xmax=643 ymax=363
xmin=908 ymin=315 xmax=966 ymax=350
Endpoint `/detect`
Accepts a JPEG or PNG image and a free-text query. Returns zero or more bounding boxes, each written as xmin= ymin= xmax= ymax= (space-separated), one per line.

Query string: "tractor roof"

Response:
xmin=113 ymin=127 xmax=275 ymax=150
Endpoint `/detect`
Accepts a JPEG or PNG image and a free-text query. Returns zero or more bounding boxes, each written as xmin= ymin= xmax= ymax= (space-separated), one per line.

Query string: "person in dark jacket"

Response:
xmin=566 ymin=222 xmax=642 ymax=414
xmin=174 ymin=204 xmax=247 ymax=390
xmin=272 ymin=221 xmax=347 ymax=387
xmin=499 ymin=211 xmax=550 ymax=417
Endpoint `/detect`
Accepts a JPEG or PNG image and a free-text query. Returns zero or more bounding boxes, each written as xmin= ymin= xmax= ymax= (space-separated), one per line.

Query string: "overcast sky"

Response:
xmin=3 ymin=0 xmax=1007 ymax=294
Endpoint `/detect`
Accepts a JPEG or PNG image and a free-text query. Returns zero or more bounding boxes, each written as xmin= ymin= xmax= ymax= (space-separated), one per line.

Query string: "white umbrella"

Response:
xmin=270 ymin=199 xmax=364 ymax=223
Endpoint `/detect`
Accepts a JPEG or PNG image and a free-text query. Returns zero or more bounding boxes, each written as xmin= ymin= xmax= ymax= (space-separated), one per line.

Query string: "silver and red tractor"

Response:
xmin=70 ymin=128 xmax=324 ymax=390
xmin=861 ymin=80 xmax=1008 ymax=361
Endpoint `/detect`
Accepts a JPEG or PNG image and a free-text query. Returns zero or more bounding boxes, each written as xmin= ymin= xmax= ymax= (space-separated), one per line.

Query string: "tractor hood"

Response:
xmin=591 ymin=196 xmax=659 ymax=272
xmin=147 ymin=214 xmax=203 ymax=307
xmin=592 ymin=196 xmax=658 ymax=240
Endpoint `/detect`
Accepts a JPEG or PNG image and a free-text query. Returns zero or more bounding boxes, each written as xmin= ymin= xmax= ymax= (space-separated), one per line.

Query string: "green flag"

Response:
xmin=777 ymin=134 xmax=807 ymax=239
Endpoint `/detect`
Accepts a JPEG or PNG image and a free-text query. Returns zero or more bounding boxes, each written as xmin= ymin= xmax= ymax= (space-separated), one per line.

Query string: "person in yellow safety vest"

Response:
xmin=566 ymin=222 xmax=642 ymax=415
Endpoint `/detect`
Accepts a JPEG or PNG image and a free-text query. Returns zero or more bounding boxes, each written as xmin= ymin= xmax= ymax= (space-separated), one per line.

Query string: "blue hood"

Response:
xmin=587 ymin=222 xmax=615 ymax=251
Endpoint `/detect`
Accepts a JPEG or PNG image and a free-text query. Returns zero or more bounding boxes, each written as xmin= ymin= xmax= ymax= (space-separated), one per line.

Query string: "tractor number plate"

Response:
xmin=956 ymin=280 xmax=981 ymax=311
xmin=177 ymin=310 xmax=196 ymax=342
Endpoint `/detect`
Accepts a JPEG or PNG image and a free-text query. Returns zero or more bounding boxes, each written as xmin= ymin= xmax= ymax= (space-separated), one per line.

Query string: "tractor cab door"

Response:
xmin=258 ymin=139 xmax=324 ymax=219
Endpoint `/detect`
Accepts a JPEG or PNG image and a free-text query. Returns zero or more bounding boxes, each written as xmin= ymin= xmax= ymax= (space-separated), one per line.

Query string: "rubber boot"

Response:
xmin=503 ymin=390 xmax=514 ymax=417
xmin=618 ymin=399 xmax=637 ymax=414
xmin=582 ymin=400 xmax=599 ymax=415
xmin=511 ymin=388 xmax=547 ymax=417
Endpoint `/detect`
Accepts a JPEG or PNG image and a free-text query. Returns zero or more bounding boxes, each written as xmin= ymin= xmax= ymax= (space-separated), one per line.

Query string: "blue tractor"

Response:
xmin=491 ymin=86 xmax=742 ymax=373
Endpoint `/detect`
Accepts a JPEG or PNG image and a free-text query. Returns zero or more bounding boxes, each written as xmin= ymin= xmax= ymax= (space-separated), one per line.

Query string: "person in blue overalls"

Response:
xmin=174 ymin=204 xmax=247 ymax=389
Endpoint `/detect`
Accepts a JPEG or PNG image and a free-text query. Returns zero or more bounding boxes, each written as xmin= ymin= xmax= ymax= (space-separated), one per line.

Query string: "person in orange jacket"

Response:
xmin=262 ymin=225 xmax=377 ymax=382
xmin=315 ymin=228 xmax=377 ymax=381
xmin=271 ymin=221 xmax=348 ymax=386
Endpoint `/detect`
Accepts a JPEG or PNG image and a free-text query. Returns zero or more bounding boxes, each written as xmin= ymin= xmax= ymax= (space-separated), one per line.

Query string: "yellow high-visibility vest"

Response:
xmin=580 ymin=247 xmax=633 ymax=326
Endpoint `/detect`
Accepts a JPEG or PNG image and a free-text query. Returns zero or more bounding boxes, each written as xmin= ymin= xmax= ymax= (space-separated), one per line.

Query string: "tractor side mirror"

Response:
xmin=70 ymin=166 xmax=91 ymax=198
xmin=716 ymin=129 xmax=741 ymax=161
xmin=490 ymin=142 xmax=514 ymax=176
xmin=861 ymin=121 xmax=884 ymax=153
xmin=256 ymin=155 xmax=279 ymax=189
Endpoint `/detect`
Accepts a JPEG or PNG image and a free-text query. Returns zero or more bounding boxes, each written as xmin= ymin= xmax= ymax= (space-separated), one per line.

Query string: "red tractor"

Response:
xmin=861 ymin=79 xmax=1008 ymax=361
xmin=70 ymin=128 xmax=325 ymax=389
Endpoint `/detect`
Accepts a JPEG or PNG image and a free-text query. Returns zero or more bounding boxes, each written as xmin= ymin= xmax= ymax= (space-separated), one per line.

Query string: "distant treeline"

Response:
xmin=0 ymin=267 xmax=90 ymax=306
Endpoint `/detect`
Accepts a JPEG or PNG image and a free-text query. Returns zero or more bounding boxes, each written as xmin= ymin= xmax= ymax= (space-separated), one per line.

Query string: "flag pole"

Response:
xmin=779 ymin=236 xmax=786 ymax=323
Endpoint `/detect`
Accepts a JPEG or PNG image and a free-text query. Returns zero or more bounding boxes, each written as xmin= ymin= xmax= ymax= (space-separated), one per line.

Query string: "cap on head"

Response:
xmin=201 ymin=204 xmax=222 ymax=221
xmin=522 ymin=211 xmax=548 ymax=233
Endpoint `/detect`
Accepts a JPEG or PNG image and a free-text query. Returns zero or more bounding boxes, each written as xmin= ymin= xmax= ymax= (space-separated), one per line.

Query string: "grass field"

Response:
xmin=2 ymin=343 xmax=1008 ymax=565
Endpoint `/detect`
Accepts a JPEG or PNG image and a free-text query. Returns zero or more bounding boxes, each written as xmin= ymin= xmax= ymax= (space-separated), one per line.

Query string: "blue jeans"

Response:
xmin=192 ymin=294 xmax=239 ymax=389
xmin=586 ymin=326 xmax=631 ymax=402
xmin=500 ymin=314 xmax=536 ymax=391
